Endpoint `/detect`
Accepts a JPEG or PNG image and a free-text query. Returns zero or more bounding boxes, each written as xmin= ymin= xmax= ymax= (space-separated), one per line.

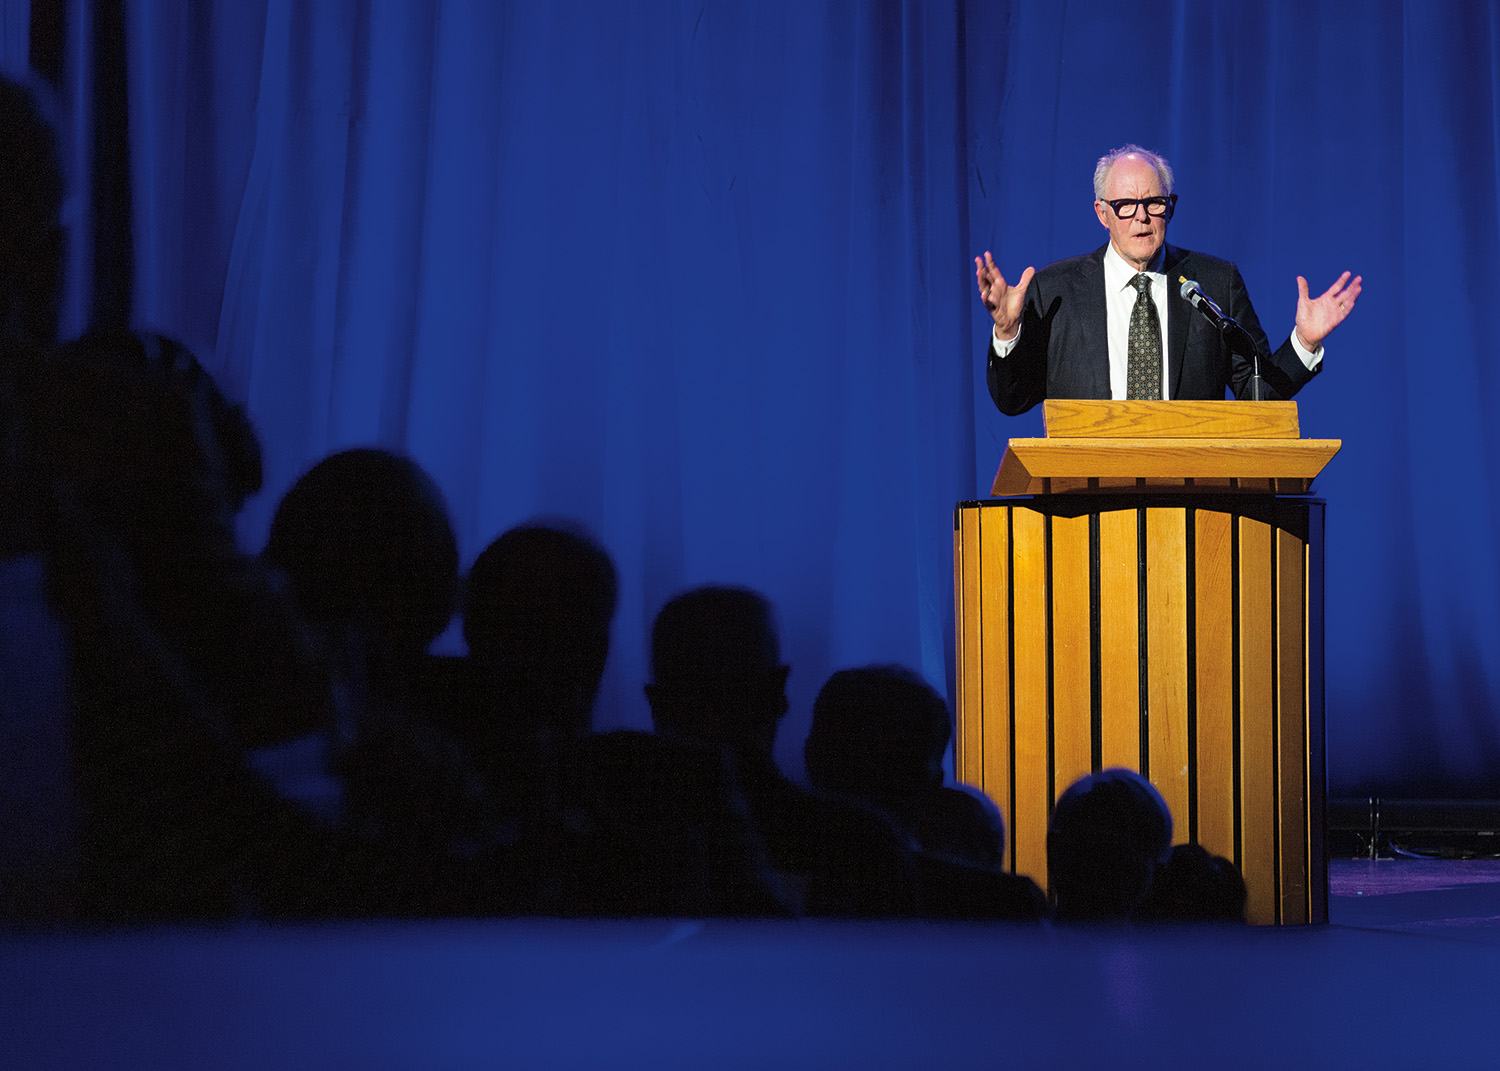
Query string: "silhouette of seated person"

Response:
xmin=263 ymin=447 xmax=488 ymax=910
xmin=456 ymin=522 xmax=618 ymax=810
xmin=457 ymin=524 xmax=788 ymax=917
xmin=265 ymin=447 xmax=460 ymax=716
xmin=646 ymin=586 xmax=917 ymax=917
xmin=0 ymin=74 xmax=71 ymax=922
xmin=806 ymin=664 xmax=1007 ymax=867
xmin=1046 ymin=767 xmax=1174 ymax=923
xmin=557 ymin=725 xmax=792 ymax=917
xmin=15 ymin=329 xmax=368 ymax=921
xmin=0 ymin=79 xmax=328 ymax=917
xmin=804 ymin=664 xmax=1043 ymax=920
xmin=0 ymin=75 xmax=64 ymax=543
xmin=2 ymin=83 xmax=460 ymax=922
xmin=1135 ymin=843 xmax=1247 ymax=924
xmin=22 ymin=329 xmax=340 ymax=752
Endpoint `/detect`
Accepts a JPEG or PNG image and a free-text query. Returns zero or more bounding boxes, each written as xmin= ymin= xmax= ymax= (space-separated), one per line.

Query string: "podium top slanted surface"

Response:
xmin=992 ymin=400 xmax=1339 ymax=497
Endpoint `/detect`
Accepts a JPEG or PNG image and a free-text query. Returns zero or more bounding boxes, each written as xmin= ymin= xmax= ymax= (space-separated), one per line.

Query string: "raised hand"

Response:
xmin=975 ymin=252 xmax=1035 ymax=342
xmin=1294 ymin=271 xmax=1362 ymax=352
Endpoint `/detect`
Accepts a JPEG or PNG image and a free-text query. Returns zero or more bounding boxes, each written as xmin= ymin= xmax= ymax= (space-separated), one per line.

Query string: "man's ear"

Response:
xmin=1093 ymin=200 xmax=1110 ymax=229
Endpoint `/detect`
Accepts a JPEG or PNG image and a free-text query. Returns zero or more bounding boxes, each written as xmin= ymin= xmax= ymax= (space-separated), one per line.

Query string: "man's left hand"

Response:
xmin=1294 ymin=271 xmax=1362 ymax=352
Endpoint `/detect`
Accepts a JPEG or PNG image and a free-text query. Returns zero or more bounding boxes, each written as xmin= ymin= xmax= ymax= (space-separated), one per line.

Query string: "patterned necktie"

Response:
xmin=1126 ymin=272 xmax=1162 ymax=400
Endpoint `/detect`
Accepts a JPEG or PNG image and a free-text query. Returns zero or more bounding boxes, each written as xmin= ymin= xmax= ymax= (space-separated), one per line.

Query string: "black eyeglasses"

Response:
xmin=1101 ymin=194 xmax=1177 ymax=220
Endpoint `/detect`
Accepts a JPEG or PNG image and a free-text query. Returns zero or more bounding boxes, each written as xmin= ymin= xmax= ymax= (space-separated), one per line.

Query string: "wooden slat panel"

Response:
xmin=1304 ymin=504 xmax=1328 ymax=925
xmin=1238 ymin=517 xmax=1277 ymax=926
xmin=1194 ymin=509 xmax=1235 ymax=861
xmin=958 ymin=496 xmax=1323 ymax=927
xmin=1277 ymin=528 xmax=1309 ymax=924
xmin=954 ymin=508 xmax=983 ymax=790
xmin=1051 ymin=513 xmax=1093 ymax=800
xmin=1011 ymin=507 xmax=1050 ymax=890
xmin=979 ymin=507 xmax=1014 ymax=872
xmin=1042 ymin=399 xmax=1302 ymax=439
xmin=1098 ymin=509 xmax=1139 ymax=769
xmin=1145 ymin=508 xmax=1190 ymax=842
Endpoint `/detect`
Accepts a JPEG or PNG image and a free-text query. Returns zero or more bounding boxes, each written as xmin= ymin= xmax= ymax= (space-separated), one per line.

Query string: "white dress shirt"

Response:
xmin=1100 ymin=242 xmax=1170 ymax=399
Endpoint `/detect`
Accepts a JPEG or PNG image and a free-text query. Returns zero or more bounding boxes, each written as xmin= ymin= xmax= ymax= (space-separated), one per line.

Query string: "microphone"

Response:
xmin=1178 ymin=277 xmax=1230 ymax=331
xmin=1177 ymin=276 xmax=1265 ymax=400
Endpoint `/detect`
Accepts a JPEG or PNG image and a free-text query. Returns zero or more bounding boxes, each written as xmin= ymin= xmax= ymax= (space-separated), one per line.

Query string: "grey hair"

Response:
xmin=1093 ymin=144 xmax=1175 ymax=200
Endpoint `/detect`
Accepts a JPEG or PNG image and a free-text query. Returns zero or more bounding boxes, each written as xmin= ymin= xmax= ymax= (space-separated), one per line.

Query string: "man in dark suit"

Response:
xmin=974 ymin=144 xmax=1361 ymax=416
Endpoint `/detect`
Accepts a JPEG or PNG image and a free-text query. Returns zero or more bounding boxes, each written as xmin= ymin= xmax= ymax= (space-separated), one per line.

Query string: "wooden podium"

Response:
xmin=953 ymin=400 xmax=1339 ymax=925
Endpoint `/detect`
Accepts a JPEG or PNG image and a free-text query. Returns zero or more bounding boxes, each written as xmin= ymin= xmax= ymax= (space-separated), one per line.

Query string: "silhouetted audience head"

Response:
xmin=1047 ymin=767 xmax=1173 ymax=922
xmin=462 ymin=521 xmax=617 ymax=739
xmin=265 ymin=448 xmax=458 ymax=666
xmin=804 ymin=664 xmax=1007 ymax=869
xmin=32 ymin=328 xmax=346 ymax=756
xmin=52 ymin=328 xmax=263 ymax=514
xmin=1135 ymin=843 xmax=1247 ymax=924
xmin=645 ymin=585 xmax=789 ymax=756
xmin=805 ymin=664 xmax=949 ymax=799
xmin=0 ymin=74 xmax=64 ymax=350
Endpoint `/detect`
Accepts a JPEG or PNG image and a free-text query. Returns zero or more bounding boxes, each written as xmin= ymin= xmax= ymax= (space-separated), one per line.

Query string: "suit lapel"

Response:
xmin=1080 ymin=246 xmax=1110 ymax=398
xmin=1162 ymin=244 xmax=1190 ymax=399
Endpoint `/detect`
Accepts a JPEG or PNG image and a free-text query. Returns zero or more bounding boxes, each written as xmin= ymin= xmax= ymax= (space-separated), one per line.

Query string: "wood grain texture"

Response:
xmin=1304 ymin=509 xmax=1328 ymax=925
xmin=1098 ymin=509 xmax=1140 ymax=770
xmin=1000 ymin=438 xmax=1339 ymax=480
xmin=1051 ymin=513 xmax=1093 ymax=801
xmin=979 ymin=507 xmax=1014 ymax=872
xmin=1277 ymin=528 xmax=1309 ymax=925
xmin=954 ymin=510 xmax=983 ymax=791
xmin=1042 ymin=399 xmax=1301 ymax=439
xmin=990 ymin=449 xmax=1033 ymax=497
xmin=1146 ymin=508 xmax=1190 ymax=842
xmin=1238 ymin=517 xmax=1277 ymax=925
xmin=1194 ymin=509 xmax=1235 ymax=862
xmin=1011 ymin=507 xmax=1050 ymax=891
xmin=953 ymin=497 xmax=1322 ymax=926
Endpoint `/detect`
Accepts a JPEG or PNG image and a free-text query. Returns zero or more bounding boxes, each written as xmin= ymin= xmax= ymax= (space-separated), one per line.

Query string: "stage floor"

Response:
xmin=1330 ymin=855 xmax=1500 ymax=937
xmin=4 ymin=858 xmax=1499 ymax=1069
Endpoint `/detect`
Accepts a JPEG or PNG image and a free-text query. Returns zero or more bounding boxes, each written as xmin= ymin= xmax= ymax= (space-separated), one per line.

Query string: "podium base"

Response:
xmin=954 ymin=494 xmax=1327 ymax=926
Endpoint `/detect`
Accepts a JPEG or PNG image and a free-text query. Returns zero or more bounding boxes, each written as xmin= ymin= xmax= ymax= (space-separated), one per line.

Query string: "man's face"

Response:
xmin=1094 ymin=154 xmax=1168 ymax=271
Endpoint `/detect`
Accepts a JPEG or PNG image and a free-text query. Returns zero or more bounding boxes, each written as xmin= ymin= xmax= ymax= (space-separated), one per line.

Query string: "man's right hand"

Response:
xmin=974 ymin=252 xmax=1034 ymax=342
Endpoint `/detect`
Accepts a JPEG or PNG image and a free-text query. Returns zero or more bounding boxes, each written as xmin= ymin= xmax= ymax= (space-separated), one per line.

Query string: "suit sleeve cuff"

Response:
xmin=1291 ymin=330 xmax=1323 ymax=371
xmin=992 ymin=324 xmax=1021 ymax=356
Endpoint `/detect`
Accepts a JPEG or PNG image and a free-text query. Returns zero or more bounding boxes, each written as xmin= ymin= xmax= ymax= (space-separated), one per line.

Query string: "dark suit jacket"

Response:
xmin=985 ymin=243 xmax=1318 ymax=416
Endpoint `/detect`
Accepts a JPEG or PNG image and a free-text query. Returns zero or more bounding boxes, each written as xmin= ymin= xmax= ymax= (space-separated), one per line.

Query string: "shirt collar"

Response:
xmin=1103 ymin=242 xmax=1166 ymax=291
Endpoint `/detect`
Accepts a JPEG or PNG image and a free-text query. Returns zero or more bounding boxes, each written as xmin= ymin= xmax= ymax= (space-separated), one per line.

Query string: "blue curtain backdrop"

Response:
xmin=91 ymin=0 xmax=1500 ymax=795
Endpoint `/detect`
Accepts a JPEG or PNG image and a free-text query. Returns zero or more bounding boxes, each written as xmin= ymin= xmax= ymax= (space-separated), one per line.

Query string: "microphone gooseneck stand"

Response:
xmin=1224 ymin=321 xmax=1264 ymax=402
xmin=1177 ymin=277 xmax=1266 ymax=401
